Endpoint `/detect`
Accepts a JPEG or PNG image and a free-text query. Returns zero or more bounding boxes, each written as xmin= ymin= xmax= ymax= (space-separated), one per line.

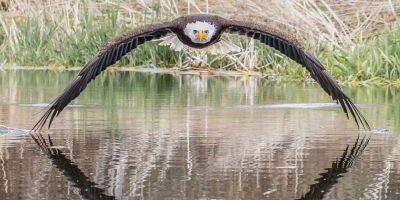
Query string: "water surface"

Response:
xmin=0 ymin=70 xmax=399 ymax=199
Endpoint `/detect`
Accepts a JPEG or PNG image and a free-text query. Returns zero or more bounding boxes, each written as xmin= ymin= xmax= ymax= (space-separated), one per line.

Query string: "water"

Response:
xmin=0 ymin=69 xmax=399 ymax=199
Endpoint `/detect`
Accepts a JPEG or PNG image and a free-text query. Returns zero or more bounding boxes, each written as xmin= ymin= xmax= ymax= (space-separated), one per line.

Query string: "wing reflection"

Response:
xmin=299 ymin=135 xmax=370 ymax=200
xmin=30 ymin=132 xmax=115 ymax=200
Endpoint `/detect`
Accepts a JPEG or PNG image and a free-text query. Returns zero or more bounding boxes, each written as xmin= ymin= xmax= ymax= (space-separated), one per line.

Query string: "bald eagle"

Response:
xmin=32 ymin=14 xmax=370 ymax=131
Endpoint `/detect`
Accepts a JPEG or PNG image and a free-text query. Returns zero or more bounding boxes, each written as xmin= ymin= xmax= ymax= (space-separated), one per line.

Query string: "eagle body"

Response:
xmin=33 ymin=14 xmax=370 ymax=131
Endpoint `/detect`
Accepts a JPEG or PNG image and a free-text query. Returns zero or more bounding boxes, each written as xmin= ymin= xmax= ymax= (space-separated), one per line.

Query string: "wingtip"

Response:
xmin=31 ymin=108 xmax=56 ymax=132
xmin=345 ymin=98 xmax=371 ymax=131
xmin=335 ymin=94 xmax=370 ymax=131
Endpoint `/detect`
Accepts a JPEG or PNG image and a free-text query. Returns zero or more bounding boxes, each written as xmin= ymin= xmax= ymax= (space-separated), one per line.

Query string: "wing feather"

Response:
xmin=32 ymin=23 xmax=176 ymax=131
xmin=224 ymin=20 xmax=370 ymax=130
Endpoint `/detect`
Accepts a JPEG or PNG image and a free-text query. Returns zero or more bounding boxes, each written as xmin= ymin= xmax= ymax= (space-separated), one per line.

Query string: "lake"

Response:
xmin=0 ymin=69 xmax=399 ymax=199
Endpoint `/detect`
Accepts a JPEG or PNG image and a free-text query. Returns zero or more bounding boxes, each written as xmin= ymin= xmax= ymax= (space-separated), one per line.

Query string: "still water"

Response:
xmin=0 ymin=69 xmax=399 ymax=199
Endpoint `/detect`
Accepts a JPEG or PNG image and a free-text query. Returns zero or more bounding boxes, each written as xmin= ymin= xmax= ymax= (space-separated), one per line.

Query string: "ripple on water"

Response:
xmin=18 ymin=103 xmax=86 ymax=108
xmin=0 ymin=125 xmax=28 ymax=135
xmin=189 ymin=103 xmax=347 ymax=111
xmin=0 ymin=125 xmax=29 ymax=148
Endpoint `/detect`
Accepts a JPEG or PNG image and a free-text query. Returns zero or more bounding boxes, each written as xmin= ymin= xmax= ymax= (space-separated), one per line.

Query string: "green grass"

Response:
xmin=0 ymin=1 xmax=399 ymax=86
xmin=322 ymin=26 xmax=400 ymax=85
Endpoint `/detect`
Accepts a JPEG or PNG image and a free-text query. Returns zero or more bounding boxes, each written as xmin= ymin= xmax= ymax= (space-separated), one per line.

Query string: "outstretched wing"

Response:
xmin=33 ymin=22 xmax=176 ymax=131
xmin=223 ymin=20 xmax=370 ymax=130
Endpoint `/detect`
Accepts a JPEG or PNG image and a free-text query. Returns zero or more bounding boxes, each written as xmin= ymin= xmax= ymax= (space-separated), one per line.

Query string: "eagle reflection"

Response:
xmin=30 ymin=131 xmax=370 ymax=200
xmin=30 ymin=132 xmax=115 ymax=200
xmin=299 ymin=135 xmax=370 ymax=200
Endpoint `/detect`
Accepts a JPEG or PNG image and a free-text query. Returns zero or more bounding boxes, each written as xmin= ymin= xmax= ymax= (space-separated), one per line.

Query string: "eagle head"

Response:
xmin=159 ymin=14 xmax=240 ymax=53
xmin=183 ymin=21 xmax=216 ymax=44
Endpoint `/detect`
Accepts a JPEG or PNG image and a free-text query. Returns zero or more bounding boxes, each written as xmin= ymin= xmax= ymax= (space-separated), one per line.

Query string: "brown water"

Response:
xmin=0 ymin=70 xmax=399 ymax=200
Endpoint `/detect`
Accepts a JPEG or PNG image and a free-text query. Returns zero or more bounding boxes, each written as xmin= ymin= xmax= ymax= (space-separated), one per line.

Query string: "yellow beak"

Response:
xmin=195 ymin=30 xmax=207 ymax=41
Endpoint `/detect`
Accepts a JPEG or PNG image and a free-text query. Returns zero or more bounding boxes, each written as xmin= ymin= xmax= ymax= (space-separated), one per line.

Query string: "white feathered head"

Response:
xmin=183 ymin=21 xmax=216 ymax=44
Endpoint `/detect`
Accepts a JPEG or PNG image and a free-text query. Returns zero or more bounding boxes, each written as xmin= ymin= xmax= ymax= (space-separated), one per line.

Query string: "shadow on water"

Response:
xmin=298 ymin=135 xmax=370 ymax=200
xmin=30 ymin=132 xmax=115 ymax=200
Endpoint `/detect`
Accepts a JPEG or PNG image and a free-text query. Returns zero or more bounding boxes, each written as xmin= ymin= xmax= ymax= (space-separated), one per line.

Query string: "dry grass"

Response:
xmin=1 ymin=0 xmax=398 ymax=44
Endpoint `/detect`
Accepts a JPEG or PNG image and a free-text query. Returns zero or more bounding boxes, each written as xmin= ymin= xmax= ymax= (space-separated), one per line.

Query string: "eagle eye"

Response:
xmin=204 ymin=30 xmax=209 ymax=34
xmin=193 ymin=30 xmax=197 ymax=34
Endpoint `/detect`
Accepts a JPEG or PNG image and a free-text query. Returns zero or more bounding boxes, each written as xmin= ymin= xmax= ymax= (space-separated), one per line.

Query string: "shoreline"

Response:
xmin=2 ymin=65 xmax=400 ymax=87
xmin=0 ymin=65 xmax=264 ymax=77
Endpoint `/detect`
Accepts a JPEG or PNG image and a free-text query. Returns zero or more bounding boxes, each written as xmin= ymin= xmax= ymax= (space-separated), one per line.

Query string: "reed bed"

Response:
xmin=0 ymin=0 xmax=399 ymax=85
